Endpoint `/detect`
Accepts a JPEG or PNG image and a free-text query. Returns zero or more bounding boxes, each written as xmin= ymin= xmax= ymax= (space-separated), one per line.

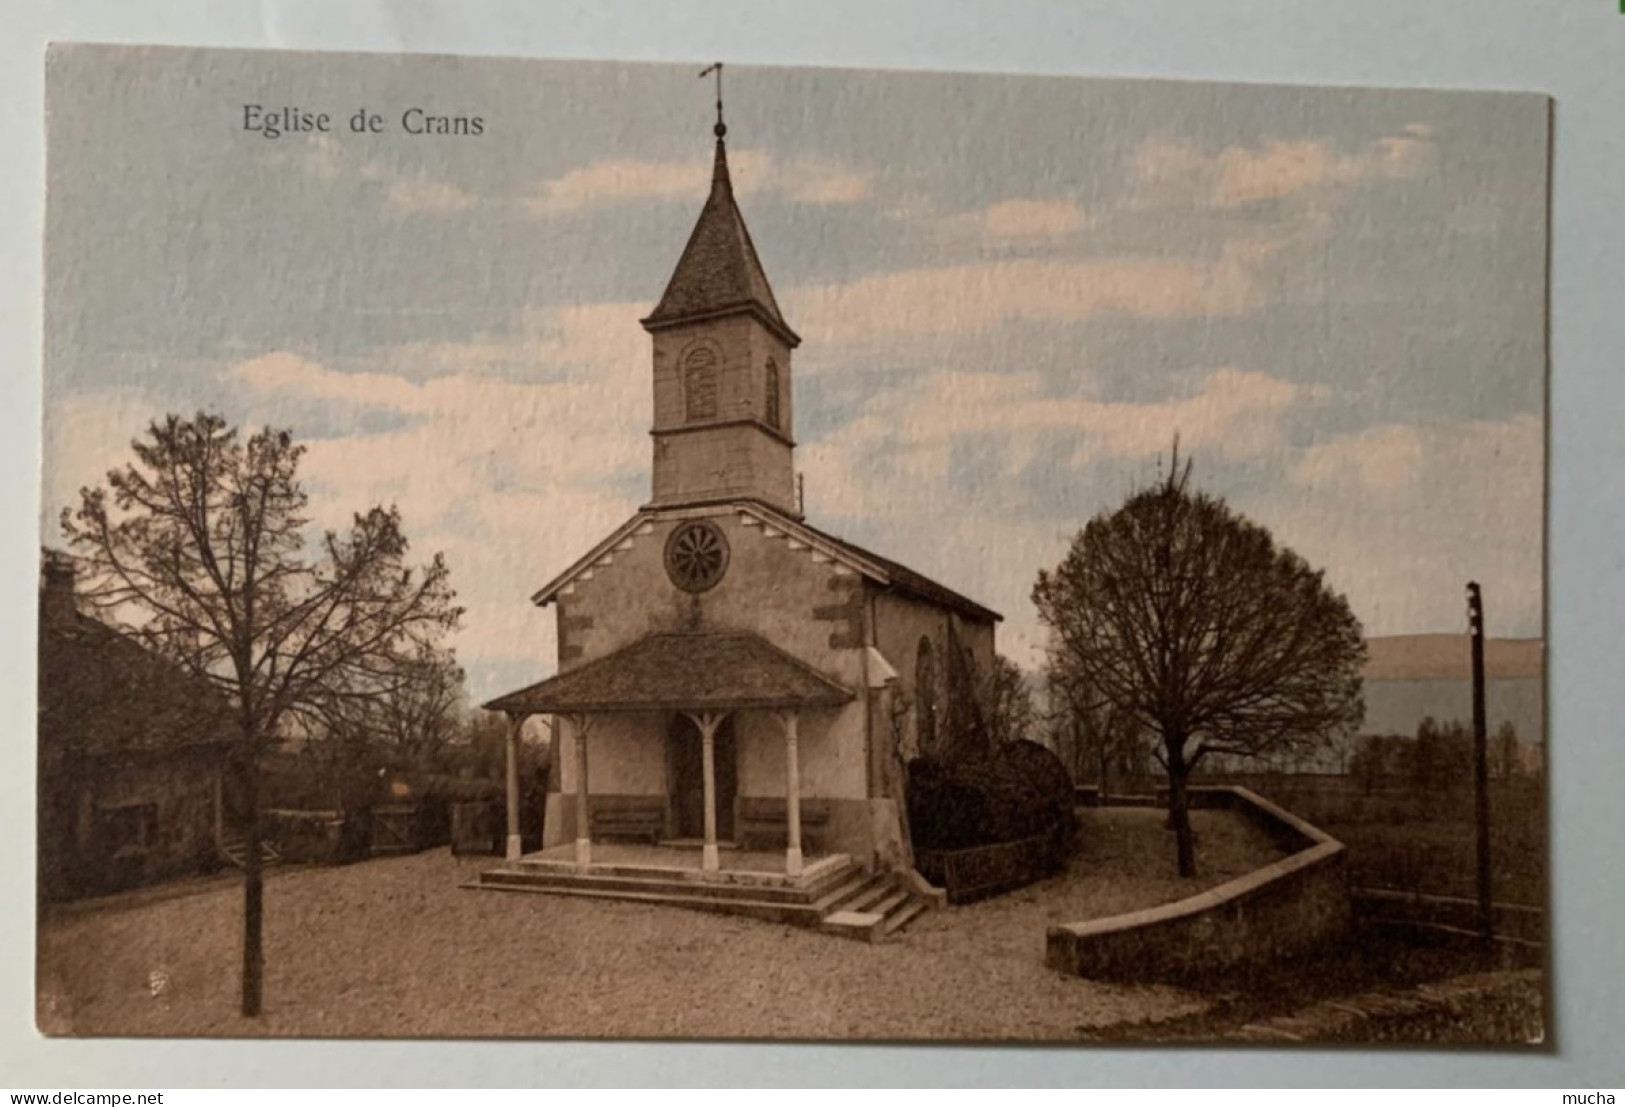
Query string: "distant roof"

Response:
xmin=38 ymin=609 xmax=237 ymax=767
xmin=484 ymin=630 xmax=853 ymax=716
xmin=1364 ymin=634 xmax=1544 ymax=681
xmin=640 ymin=138 xmax=800 ymax=347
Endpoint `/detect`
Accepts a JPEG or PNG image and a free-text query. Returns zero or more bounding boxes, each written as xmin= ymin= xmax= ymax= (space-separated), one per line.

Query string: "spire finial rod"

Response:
xmin=699 ymin=62 xmax=725 ymax=138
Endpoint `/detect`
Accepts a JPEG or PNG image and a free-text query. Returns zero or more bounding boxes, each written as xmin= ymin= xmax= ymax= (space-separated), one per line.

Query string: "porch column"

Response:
xmin=778 ymin=710 xmax=803 ymax=877
xmin=687 ymin=711 xmax=727 ymax=872
xmin=571 ymin=714 xmax=593 ymax=871
xmin=504 ymin=713 xmax=525 ymax=861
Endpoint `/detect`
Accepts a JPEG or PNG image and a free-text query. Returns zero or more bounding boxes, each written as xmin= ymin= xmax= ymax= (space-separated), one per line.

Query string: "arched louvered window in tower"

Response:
xmin=684 ymin=347 xmax=718 ymax=422
xmin=915 ymin=636 xmax=938 ymax=756
xmin=765 ymin=358 xmax=781 ymax=429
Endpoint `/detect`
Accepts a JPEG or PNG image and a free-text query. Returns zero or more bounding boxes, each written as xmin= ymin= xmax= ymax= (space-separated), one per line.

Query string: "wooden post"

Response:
xmin=504 ymin=713 xmax=524 ymax=861
xmin=779 ymin=710 xmax=803 ymax=877
xmin=238 ymin=744 xmax=263 ymax=1017
xmin=213 ymin=764 xmax=224 ymax=850
xmin=685 ymin=711 xmax=727 ymax=872
xmin=700 ymin=714 xmax=720 ymax=872
xmin=1468 ymin=582 xmax=1493 ymax=945
xmin=572 ymin=715 xmax=592 ymax=872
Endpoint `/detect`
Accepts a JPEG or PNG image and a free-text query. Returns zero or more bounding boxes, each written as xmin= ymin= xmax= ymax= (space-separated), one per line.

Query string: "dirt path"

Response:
xmin=37 ymin=807 xmax=1279 ymax=1041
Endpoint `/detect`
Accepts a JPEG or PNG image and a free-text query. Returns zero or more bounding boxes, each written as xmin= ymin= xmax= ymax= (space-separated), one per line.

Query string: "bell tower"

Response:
xmin=640 ymin=89 xmax=801 ymax=517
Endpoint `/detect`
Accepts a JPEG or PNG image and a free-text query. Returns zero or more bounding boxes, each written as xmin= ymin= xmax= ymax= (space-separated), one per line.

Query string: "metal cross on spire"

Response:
xmin=699 ymin=62 xmax=725 ymax=137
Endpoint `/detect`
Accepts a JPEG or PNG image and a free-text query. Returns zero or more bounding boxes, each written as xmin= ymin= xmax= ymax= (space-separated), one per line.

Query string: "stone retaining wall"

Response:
xmin=1046 ymin=786 xmax=1351 ymax=983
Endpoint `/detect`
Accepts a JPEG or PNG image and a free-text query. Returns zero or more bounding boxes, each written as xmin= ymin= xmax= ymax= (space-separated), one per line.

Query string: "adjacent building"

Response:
xmin=37 ymin=552 xmax=237 ymax=899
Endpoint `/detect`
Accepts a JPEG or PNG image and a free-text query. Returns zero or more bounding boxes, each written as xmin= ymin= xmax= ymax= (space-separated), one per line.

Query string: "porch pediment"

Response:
xmin=483 ymin=630 xmax=854 ymax=716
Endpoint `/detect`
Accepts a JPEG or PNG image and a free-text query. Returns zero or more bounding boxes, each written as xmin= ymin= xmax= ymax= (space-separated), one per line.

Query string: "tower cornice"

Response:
xmin=639 ymin=300 xmax=802 ymax=349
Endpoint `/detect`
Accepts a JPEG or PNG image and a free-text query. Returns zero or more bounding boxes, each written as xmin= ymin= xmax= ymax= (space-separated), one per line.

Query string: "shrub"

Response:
xmin=907 ymin=739 xmax=1076 ymax=861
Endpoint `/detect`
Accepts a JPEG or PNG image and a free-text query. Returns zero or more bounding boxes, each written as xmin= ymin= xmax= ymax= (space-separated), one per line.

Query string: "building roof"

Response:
xmin=529 ymin=502 xmax=1002 ymax=625
xmin=484 ymin=630 xmax=854 ymax=716
xmin=797 ymin=518 xmax=1003 ymax=625
xmin=640 ymin=138 xmax=800 ymax=348
xmin=1364 ymin=634 xmax=1544 ymax=681
xmin=38 ymin=605 xmax=238 ymax=768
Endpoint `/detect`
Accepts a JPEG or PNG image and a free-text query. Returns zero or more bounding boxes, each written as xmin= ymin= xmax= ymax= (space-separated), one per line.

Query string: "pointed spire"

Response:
xmin=641 ymin=71 xmax=799 ymax=347
xmin=711 ymin=133 xmax=730 ymax=193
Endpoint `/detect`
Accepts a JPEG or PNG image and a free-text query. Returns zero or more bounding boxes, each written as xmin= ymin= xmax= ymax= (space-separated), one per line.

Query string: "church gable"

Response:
xmin=538 ymin=503 xmax=998 ymax=664
xmin=549 ymin=508 xmax=869 ymax=682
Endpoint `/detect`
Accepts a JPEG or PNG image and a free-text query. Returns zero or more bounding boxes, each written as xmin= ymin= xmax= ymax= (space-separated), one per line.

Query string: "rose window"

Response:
xmin=664 ymin=521 xmax=729 ymax=593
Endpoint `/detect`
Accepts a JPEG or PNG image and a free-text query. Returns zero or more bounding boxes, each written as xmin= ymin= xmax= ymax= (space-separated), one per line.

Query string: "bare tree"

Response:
xmin=1493 ymin=720 xmax=1522 ymax=781
xmin=1046 ymin=662 xmax=1152 ymax=798
xmin=304 ymin=641 xmax=467 ymax=768
xmin=984 ymin=653 xmax=1037 ymax=746
xmin=1032 ymin=453 xmax=1365 ymax=877
xmin=61 ymin=413 xmax=461 ymax=1016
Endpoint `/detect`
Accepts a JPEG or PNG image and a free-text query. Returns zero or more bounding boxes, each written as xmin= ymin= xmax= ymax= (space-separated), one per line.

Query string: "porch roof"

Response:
xmin=483 ymin=630 xmax=855 ymax=716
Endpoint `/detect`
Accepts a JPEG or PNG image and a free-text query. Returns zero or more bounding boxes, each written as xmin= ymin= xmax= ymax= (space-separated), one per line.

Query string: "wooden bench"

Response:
xmin=735 ymin=796 xmax=832 ymax=852
xmin=589 ymin=799 xmax=666 ymax=844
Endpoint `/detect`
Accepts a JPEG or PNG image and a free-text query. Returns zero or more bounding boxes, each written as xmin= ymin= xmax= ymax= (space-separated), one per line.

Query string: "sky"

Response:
xmin=42 ymin=45 xmax=1549 ymax=705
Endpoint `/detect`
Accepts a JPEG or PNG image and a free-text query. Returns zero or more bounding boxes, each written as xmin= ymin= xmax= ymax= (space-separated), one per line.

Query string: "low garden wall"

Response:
xmin=916 ymin=834 xmax=1055 ymax=904
xmin=1046 ymin=786 xmax=1351 ymax=983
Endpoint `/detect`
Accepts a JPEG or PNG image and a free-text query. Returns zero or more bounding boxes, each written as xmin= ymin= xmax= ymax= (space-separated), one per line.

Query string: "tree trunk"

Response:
xmin=239 ymin=749 xmax=264 ymax=1017
xmin=1166 ymin=741 xmax=1196 ymax=878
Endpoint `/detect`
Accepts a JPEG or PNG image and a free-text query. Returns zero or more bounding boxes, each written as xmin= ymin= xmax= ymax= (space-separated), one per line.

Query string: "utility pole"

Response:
xmin=1467 ymin=581 xmax=1493 ymax=947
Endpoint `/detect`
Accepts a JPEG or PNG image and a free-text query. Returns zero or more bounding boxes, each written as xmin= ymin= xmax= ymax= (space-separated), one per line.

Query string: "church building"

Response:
xmin=485 ymin=111 xmax=1000 ymax=888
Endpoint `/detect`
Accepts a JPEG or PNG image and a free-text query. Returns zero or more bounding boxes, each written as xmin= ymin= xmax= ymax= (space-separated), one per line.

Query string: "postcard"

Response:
xmin=37 ymin=44 xmax=1548 ymax=1043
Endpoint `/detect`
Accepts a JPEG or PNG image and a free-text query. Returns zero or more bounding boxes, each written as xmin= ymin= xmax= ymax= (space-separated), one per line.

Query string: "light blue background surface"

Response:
xmin=3 ymin=0 xmax=1621 ymax=1088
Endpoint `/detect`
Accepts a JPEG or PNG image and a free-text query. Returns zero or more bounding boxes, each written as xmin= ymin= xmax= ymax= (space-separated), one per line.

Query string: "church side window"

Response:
xmin=684 ymin=347 xmax=718 ymax=422
xmin=915 ymin=637 xmax=938 ymax=756
xmin=765 ymin=358 xmax=781 ymax=429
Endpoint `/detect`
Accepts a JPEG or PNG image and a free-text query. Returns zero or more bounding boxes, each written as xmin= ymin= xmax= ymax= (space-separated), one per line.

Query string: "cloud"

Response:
xmin=788 ymin=241 xmax=1268 ymax=345
xmin=1130 ymin=131 xmax=1438 ymax=209
xmin=793 ymin=363 xmax=1315 ymax=670
xmin=1289 ymin=423 xmax=1428 ymax=494
xmin=525 ymin=149 xmax=871 ymax=215
xmin=802 ymin=365 xmax=1310 ymax=505
xmin=940 ymin=198 xmax=1092 ymax=241
xmin=783 ymin=158 xmax=872 ymax=205
xmin=42 ymin=389 xmax=165 ymax=540
xmin=1259 ymin=413 xmax=1543 ymax=638
xmin=272 ymin=133 xmax=475 ymax=214
xmin=206 ymin=342 xmax=651 ymax=680
xmin=385 ymin=176 xmax=473 ymax=213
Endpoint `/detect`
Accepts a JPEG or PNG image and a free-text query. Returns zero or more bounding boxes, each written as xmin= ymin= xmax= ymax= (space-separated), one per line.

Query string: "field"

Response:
xmin=1199 ymin=772 xmax=1547 ymax=906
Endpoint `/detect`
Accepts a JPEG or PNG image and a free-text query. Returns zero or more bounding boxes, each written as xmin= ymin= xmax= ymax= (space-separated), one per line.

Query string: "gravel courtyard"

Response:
xmin=37 ymin=807 xmax=1282 ymax=1041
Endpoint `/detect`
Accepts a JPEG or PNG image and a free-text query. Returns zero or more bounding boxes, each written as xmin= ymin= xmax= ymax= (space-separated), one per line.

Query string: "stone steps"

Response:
xmin=474 ymin=871 xmax=832 ymax=927
xmin=484 ymin=858 xmax=853 ymax=906
xmin=817 ymin=873 xmax=933 ymax=943
xmin=469 ymin=855 xmax=937 ymax=942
